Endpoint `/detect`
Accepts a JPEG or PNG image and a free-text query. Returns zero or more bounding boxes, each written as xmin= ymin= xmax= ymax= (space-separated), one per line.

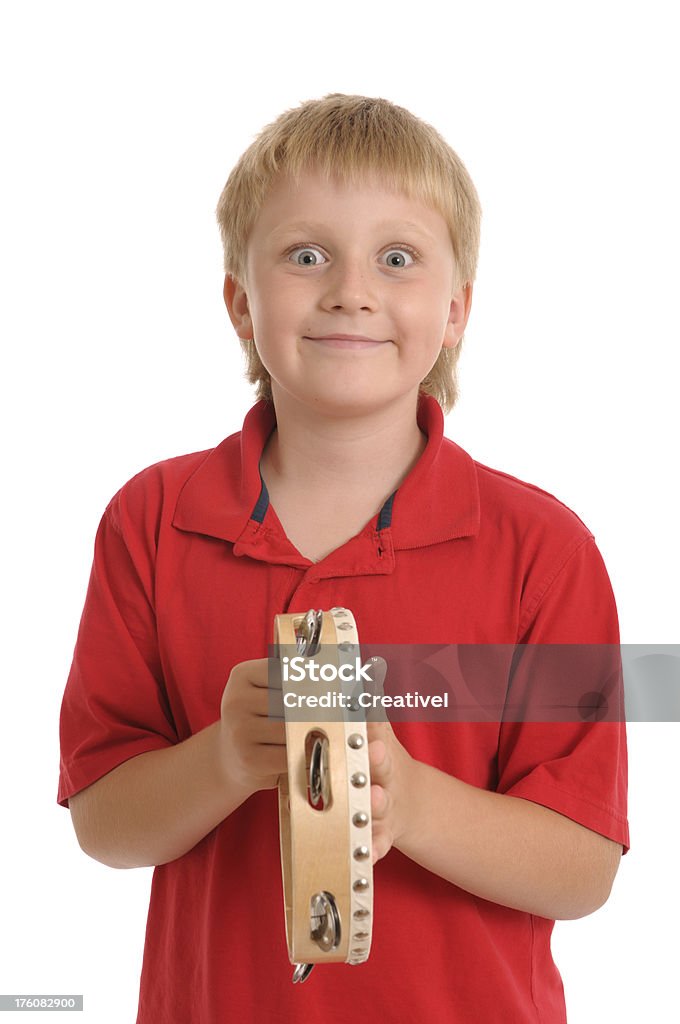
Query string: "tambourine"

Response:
xmin=274 ymin=607 xmax=373 ymax=984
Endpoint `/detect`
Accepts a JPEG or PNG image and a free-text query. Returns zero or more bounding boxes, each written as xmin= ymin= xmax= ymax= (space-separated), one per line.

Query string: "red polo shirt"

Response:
xmin=58 ymin=395 xmax=629 ymax=1024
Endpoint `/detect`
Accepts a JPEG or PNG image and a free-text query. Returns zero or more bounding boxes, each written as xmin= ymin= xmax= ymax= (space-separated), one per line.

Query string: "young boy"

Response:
xmin=58 ymin=94 xmax=629 ymax=1023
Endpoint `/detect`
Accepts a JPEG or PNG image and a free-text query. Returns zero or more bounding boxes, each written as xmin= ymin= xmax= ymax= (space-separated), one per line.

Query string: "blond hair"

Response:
xmin=216 ymin=94 xmax=481 ymax=412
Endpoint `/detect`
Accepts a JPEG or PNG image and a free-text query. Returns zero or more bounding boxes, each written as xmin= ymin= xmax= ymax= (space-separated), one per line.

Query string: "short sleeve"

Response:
xmin=57 ymin=487 xmax=178 ymax=808
xmin=496 ymin=535 xmax=630 ymax=853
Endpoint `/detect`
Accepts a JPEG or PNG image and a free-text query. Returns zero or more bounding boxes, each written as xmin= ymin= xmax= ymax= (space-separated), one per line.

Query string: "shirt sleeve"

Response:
xmin=496 ymin=534 xmax=630 ymax=853
xmin=57 ymin=484 xmax=179 ymax=808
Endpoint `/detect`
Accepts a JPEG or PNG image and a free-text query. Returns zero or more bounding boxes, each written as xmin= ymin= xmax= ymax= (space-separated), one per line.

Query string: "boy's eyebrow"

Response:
xmin=269 ymin=220 xmax=438 ymax=242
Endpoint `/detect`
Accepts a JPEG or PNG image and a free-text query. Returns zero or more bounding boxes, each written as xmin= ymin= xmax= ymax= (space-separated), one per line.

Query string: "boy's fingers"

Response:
xmin=223 ymin=658 xmax=284 ymax=716
xmin=370 ymin=783 xmax=389 ymax=819
xmin=366 ymin=720 xmax=391 ymax=746
xmin=246 ymin=745 xmax=288 ymax=782
xmin=237 ymin=657 xmax=282 ymax=689
xmin=363 ymin=656 xmax=388 ymax=697
xmin=256 ymin=686 xmax=284 ymax=720
xmin=368 ymin=738 xmax=389 ymax=783
xmin=250 ymin=718 xmax=286 ymax=745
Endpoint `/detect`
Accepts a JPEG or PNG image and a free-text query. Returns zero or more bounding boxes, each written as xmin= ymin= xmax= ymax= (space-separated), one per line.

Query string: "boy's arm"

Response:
xmin=375 ymin=726 xmax=622 ymax=920
xmin=371 ymin=535 xmax=628 ymax=920
xmin=69 ymin=722 xmax=246 ymax=869
xmin=69 ymin=659 xmax=286 ymax=869
xmin=369 ymin=722 xmax=623 ymax=921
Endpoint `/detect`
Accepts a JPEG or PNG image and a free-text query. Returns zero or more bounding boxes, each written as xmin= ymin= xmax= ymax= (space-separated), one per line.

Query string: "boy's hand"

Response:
xmin=218 ymin=658 xmax=287 ymax=795
xmin=367 ymin=719 xmax=417 ymax=864
xmin=218 ymin=655 xmax=419 ymax=865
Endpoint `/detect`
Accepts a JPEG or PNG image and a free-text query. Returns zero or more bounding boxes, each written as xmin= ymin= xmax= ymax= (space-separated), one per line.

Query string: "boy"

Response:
xmin=58 ymin=94 xmax=629 ymax=1023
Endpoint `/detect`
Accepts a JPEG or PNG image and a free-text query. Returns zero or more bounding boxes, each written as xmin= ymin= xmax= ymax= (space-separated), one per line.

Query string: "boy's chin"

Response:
xmin=272 ymin=381 xmax=421 ymax=418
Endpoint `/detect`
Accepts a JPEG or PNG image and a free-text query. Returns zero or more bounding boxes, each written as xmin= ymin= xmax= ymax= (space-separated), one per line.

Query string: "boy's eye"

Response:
xmin=288 ymin=246 xmax=327 ymax=266
xmin=381 ymin=248 xmax=416 ymax=268
xmin=286 ymin=244 xmax=417 ymax=268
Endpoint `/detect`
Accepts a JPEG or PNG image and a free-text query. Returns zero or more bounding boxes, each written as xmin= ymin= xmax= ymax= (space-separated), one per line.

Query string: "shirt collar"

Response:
xmin=172 ymin=395 xmax=480 ymax=565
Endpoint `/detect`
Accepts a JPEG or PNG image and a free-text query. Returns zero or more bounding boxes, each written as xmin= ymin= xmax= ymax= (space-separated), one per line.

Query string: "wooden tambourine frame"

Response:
xmin=275 ymin=608 xmax=373 ymax=983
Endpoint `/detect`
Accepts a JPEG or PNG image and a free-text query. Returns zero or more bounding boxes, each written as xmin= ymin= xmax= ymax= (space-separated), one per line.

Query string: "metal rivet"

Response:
xmin=353 ymin=931 xmax=369 ymax=940
xmin=337 ymin=622 xmax=353 ymax=631
xmin=351 ymin=948 xmax=366 ymax=956
xmin=353 ymin=845 xmax=370 ymax=860
xmin=353 ymin=877 xmax=369 ymax=892
xmin=338 ymin=642 xmax=357 ymax=653
xmin=352 ymin=811 xmax=369 ymax=827
xmin=353 ymin=908 xmax=370 ymax=920
xmin=347 ymin=733 xmax=364 ymax=749
xmin=351 ymin=772 xmax=367 ymax=788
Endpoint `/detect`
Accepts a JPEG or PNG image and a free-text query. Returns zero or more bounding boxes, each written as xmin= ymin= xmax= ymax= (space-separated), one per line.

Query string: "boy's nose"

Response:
xmin=320 ymin=260 xmax=378 ymax=311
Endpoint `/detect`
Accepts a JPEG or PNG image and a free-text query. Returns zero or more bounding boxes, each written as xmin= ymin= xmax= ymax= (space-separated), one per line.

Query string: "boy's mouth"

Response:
xmin=305 ymin=334 xmax=388 ymax=349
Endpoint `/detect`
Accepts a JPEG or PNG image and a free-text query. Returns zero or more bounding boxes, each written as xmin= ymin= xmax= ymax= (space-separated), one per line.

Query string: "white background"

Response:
xmin=1 ymin=0 xmax=678 ymax=1020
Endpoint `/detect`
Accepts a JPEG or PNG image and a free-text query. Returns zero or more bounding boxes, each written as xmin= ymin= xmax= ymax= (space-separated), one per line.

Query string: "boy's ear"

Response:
xmin=442 ymin=282 xmax=473 ymax=350
xmin=223 ymin=274 xmax=254 ymax=340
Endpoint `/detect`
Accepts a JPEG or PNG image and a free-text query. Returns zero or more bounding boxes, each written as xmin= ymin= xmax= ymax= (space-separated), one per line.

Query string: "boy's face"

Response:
xmin=225 ymin=169 xmax=472 ymax=417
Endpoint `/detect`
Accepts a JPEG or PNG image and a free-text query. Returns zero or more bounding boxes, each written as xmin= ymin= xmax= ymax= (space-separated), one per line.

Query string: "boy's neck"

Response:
xmin=259 ymin=390 xmax=428 ymax=501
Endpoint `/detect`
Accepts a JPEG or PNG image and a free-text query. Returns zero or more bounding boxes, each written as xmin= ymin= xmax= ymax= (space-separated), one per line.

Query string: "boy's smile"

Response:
xmin=305 ymin=334 xmax=387 ymax=348
xmin=225 ymin=170 xmax=472 ymax=418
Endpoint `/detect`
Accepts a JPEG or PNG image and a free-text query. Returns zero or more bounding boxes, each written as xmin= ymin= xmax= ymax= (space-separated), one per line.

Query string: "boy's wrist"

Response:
xmin=213 ymin=719 xmax=261 ymax=801
xmin=392 ymin=753 xmax=428 ymax=851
